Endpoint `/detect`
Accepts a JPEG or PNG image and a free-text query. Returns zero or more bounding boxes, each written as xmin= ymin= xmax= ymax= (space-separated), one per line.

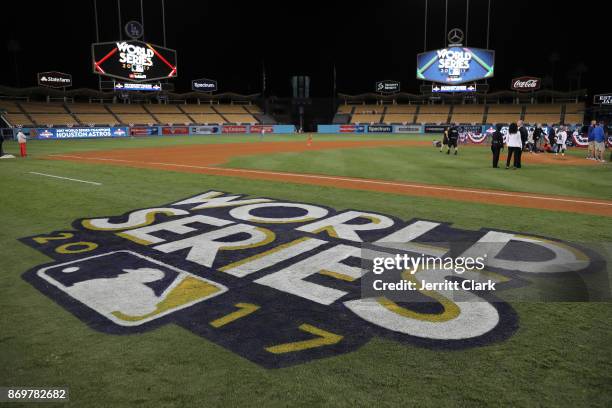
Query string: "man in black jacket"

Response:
xmin=490 ymin=124 xmax=504 ymax=168
xmin=446 ymin=123 xmax=460 ymax=155
xmin=533 ymin=124 xmax=543 ymax=153
xmin=517 ymin=120 xmax=528 ymax=168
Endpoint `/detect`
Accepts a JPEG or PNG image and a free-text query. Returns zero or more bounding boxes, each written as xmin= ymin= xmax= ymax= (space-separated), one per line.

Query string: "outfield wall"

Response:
xmin=15 ymin=124 xmax=296 ymax=140
xmin=316 ymin=124 xmax=603 ymax=147
xmin=317 ymin=124 xmax=423 ymax=133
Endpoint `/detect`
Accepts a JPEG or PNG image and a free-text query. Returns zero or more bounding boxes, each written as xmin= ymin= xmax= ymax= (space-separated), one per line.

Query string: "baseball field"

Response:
xmin=1 ymin=134 xmax=611 ymax=407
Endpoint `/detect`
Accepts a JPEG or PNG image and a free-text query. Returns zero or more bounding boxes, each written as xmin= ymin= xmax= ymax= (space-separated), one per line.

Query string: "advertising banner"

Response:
xmin=375 ymin=80 xmax=400 ymax=94
xmin=417 ymin=47 xmax=495 ymax=84
xmin=250 ymin=125 xmax=274 ymax=134
xmin=37 ymin=71 xmax=72 ymax=88
xmin=192 ymin=78 xmax=218 ymax=92
xmin=593 ymin=94 xmax=612 ymax=105
xmin=161 ymin=126 xmax=189 ymax=135
xmin=432 ymin=84 xmax=476 ymax=93
xmin=424 ymin=125 xmax=447 ymax=133
xmin=114 ymin=82 xmax=161 ymax=92
xmin=511 ymin=77 xmax=541 ymax=92
xmin=190 ymin=126 xmax=221 ymax=135
xmin=223 ymin=125 xmax=248 ymax=134
xmin=30 ymin=127 xmax=128 ymax=139
xmin=92 ymin=40 xmax=177 ymax=82
xmin=130 ymin=126 xmax=159 ymax=136
xmin=339 ymin=125 xmax=365 ymax=133
xmin=393 ymin=125 xmax=423 ymax=134
xmin=367 ymin=125 xmax=393 ymax=133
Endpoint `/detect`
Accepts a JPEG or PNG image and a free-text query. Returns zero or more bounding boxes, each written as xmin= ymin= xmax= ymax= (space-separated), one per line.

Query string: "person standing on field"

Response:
xmin=17 ymin=130 xmax=27 ymax=158
xmin=490 ymin=124 xmax=504 ymax=168
xmin=505 ymin=122 xmax=523 ymax=169
xmin=446 ymin=123 xmax=459 ymax=155
xmin=592 ymin=122 xmax=607 ymax=162
xmin=587 ymin=120 xmax=596 ymax=159
xmin=440 ymin=126 xmax=449 ymax=152
xmin=517 ymin=120 xmax=528 ymax=166
xmin=555 ymin=126 xmax=567 ymax=156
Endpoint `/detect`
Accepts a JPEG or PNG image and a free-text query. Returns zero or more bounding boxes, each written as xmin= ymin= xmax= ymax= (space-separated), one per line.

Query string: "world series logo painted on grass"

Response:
xmin=20 ymin=191 xmax=602 ymax=368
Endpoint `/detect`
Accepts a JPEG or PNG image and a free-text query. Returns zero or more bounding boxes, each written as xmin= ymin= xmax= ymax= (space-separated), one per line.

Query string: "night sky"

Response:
xmin=1 ymin=0 xmax=609 ymax=97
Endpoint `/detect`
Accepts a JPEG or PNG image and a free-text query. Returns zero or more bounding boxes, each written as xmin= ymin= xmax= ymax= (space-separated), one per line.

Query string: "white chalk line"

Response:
xmin=28 ymin=171 xmax=102 ymax=186
xmin=49 ymin=154 xmax=612 ymax=207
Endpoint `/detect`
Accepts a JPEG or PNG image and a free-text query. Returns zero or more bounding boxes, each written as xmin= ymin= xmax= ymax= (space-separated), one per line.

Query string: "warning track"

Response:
xmin=48 ymin=140 xmax=612 ymax=217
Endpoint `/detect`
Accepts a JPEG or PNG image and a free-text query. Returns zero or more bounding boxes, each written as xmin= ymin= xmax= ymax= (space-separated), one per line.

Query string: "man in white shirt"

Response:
xmin=17 ymin=130 xmax=27 ymax=158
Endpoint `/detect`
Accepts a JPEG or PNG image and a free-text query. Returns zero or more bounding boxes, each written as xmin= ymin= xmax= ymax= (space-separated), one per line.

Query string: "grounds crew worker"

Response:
xmin=446 ymin=123 xmax=459 ymax=155
xmin=17 ymin=130 xmax=27 ymax=158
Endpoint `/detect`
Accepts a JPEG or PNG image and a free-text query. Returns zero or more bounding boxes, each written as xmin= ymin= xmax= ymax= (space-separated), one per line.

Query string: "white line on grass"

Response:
xmin=28 ymin=172 xmax=102 ymax=186
xmin=49 ymin=154 xmax=612 ymax=207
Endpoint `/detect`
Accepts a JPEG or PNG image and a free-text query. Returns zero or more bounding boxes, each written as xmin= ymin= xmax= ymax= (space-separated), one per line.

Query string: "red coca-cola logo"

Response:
xmin=511 ymin=77 xmax=541 ymax=92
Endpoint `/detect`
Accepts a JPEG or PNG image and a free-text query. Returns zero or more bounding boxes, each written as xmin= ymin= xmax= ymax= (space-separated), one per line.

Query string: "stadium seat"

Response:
xmin=223 ymin=114 xmax=258 ymax=124
xmin=486 ymin=113 xmax=522 ymax=124
xmin=153 ymin=113 xmax=193 ymax=125
xmin=75 ymin=114 xmax=119 ymax=126
xmin=525 ymin=104 xmax=563 ymax=114
xmin=115 ymin=113 xmax=157 ymax=125
xmin=67 ymin=103 xmax=109 ymax=113
xmin=215 ymin=105 xmax=250 ymax=114
xmin=0 ymin=100 xmax=22 ymax=113
xmin=29 ymin=114 xmax=78 ymax=127
xmin=337 ymin=105 xmax=354 ymax=114
xmin=181 ymin=105 xmax=218 ymax=114
xmin=351 ymin=113 xmax=382 ymax=124
xmin=145 ymin=104 xmax=183 ymax=114
xmin=451 ymin=105 xmax=485 ymax=123
xmin=20 ymin=102 xmax=68 ymax=113
xmin=415 ymin=105 xmax=450 ymax=124
xmin=2 ymin=113 xmax=34 ymax=126
xmin=108 ymin=104 xmax=148 ymax=114
xmin=245 ymin=105 xmax=262 ymax=114
xmin=189 ymin=114 xmax=226 ymax=124
xmin=353 ymin=105 xmax=384 ymax=114
xmin=382 ymin=114 xmax=415 ymax=124
xmin=564 ymin=114 xmax=584 ymax=125
xmin=385 ymin=105 xmax=418 ymax=114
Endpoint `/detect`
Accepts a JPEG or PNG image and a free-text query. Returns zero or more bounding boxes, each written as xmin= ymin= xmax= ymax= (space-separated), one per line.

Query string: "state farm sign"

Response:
xmin=511 ymin=76 xmax=541 ymax=92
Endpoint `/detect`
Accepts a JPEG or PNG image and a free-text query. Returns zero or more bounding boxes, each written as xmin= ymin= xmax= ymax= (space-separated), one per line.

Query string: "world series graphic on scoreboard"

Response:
xmin=417 ymin=47 xmax=495 ymax=84
xmin=92 ymin=40 xmax=177 ymax=82
xmin=21 ymin=191 xmax=604 ymax=368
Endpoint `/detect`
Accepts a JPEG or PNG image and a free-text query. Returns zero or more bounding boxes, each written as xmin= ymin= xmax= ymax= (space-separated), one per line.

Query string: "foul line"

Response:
xmin=28 ymin=171 xmax=102 ymax=186
xmin=49 ymin=154 xmax=612 ymax=207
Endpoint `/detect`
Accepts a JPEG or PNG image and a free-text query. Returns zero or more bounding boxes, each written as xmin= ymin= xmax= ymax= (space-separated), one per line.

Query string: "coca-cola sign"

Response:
xmin=511 ymin=76 xmax=541 ymax=92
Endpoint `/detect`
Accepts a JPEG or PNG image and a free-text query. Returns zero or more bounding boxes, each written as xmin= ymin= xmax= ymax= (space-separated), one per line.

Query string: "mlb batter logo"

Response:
xmin=35 ymin=250 xmax=227 ymax=326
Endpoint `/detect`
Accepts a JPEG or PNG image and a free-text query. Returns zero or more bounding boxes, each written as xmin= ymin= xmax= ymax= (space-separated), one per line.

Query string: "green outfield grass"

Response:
xmin=1 ymin=135 xmax=611 ymax=407
xmin=223 ymin=140 xmax=612 ymax=200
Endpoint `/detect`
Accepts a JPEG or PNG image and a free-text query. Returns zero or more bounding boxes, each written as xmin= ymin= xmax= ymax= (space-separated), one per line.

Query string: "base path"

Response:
xmin=48 ymin=140 xmax=612 ymax=217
